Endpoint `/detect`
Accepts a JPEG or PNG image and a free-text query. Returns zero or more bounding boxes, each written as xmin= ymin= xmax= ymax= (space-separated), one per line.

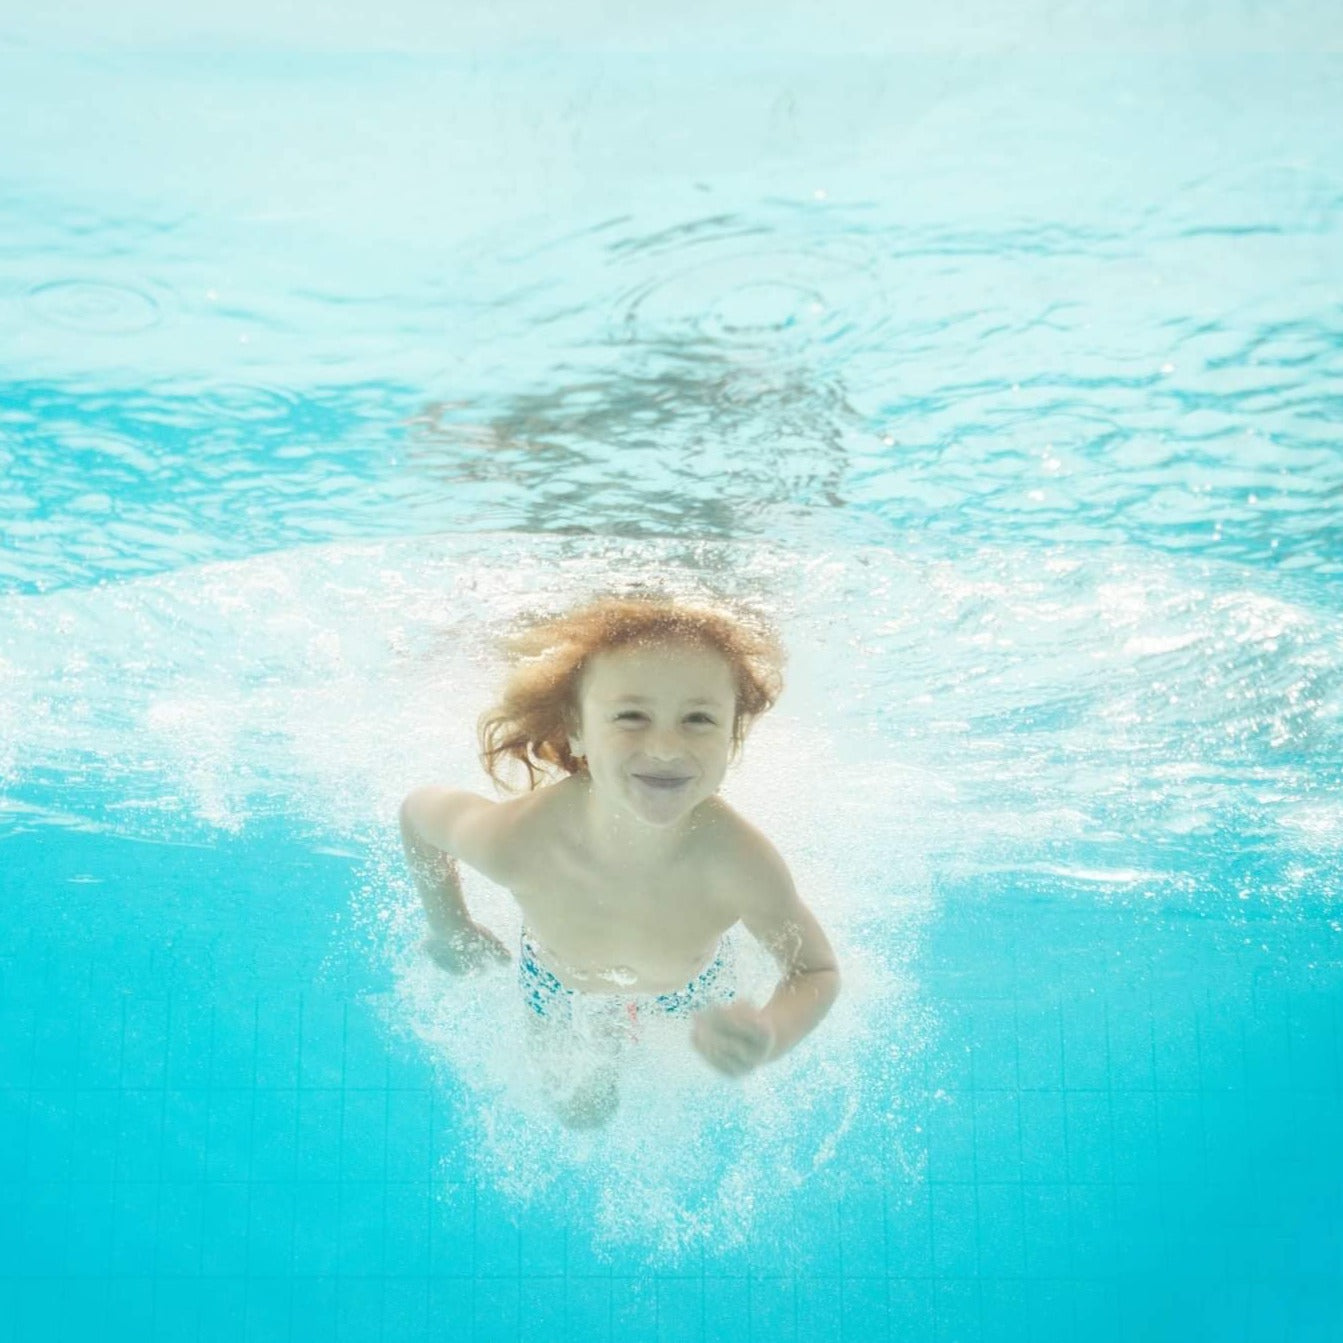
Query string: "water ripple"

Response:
xmin=25 ymin=278 xmax=167 ymax=335
xmin=607 ymin=215 xmax=887 ymax=356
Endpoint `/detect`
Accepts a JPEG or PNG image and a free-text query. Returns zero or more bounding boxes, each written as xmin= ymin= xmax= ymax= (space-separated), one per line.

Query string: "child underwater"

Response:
xmin=399 ymin=592 xmax=840 ymax=1128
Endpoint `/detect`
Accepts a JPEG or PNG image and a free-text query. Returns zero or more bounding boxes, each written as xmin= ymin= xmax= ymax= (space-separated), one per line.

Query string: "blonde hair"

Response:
xmin=478 ymin=592 xmax=786 ymax=793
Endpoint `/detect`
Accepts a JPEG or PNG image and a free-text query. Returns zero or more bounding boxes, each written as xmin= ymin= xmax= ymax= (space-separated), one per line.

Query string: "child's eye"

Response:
xmin=687 ymin=713 xmax=716 ymax=725
xmin=614 ymin=711 xmax=647 ymax=723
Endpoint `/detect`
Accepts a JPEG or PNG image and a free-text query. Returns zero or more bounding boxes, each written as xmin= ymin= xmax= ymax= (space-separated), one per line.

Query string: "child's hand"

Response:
xmin=690 ymin=1002 xmax=775 ymax=1077
xmin=423 ymin=922 xmax=512 ymax=975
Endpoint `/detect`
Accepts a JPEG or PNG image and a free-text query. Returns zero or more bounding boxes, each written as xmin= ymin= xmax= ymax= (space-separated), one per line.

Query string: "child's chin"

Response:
xmin=631 ymin=794 xmax=695 ymax=825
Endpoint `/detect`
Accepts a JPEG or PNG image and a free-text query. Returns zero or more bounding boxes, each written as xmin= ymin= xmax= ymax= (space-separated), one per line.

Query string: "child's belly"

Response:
xmin=516 ymin=917 xmax=729 ymax=994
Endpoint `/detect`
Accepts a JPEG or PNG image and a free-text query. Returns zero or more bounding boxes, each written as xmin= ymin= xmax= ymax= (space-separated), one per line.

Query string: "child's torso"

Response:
xmin=500 ymin=780 xmax=741 ymax=993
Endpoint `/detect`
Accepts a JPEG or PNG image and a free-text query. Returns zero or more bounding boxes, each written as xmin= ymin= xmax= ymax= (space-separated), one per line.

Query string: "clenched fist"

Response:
xmin=690 ymin=1002 xmax=775 ymax=1077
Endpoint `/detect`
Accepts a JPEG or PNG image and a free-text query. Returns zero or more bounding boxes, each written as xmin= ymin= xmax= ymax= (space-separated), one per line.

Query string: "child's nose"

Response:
xmin=646 ymin=727 xmax=683 ymax=758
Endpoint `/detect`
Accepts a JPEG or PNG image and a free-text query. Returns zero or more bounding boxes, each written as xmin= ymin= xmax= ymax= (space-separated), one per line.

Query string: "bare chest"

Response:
xmin=508 ymin=845 xmax=736 ymax=993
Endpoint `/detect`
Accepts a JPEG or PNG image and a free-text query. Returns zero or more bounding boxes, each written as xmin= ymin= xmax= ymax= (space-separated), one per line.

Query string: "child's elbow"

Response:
xmin=824 ymin=965 xmax=842 ymax=1004
xmin=399 ymin=787 xmax=435 ymax=836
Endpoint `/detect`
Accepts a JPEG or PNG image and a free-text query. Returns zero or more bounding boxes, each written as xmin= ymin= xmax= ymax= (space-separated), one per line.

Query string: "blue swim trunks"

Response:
xmin=518 ymin=925 xmax=735 ymax=1040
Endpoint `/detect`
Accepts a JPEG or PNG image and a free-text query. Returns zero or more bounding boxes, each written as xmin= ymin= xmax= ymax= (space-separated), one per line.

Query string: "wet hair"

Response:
xmin=478 ymin=591 xmax=786 ymax=793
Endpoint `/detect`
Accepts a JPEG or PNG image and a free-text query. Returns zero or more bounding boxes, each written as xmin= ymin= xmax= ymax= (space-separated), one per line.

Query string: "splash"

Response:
xmin=365 ymin=823 xmax=930 ymax=1266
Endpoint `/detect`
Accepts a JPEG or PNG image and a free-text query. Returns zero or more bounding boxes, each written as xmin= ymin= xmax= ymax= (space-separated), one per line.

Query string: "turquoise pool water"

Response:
xmin=3 ymin=3 xmax=1342 ymax=1340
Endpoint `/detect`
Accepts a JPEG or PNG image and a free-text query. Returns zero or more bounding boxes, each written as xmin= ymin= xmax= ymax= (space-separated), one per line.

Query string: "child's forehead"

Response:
xmin=581 ymin=639 xmax=733 ymax=693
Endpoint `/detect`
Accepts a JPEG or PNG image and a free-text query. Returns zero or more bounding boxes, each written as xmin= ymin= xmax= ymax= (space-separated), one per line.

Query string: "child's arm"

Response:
xmin=399 ymin=787 xmax=512 ymax=972
xmin=692 ymin=828 xmax=840 ymax=1076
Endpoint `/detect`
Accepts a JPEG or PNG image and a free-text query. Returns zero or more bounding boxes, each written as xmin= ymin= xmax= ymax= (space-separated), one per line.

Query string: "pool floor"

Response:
xmin=2 ymin=824 xmax=1340 ymax=1341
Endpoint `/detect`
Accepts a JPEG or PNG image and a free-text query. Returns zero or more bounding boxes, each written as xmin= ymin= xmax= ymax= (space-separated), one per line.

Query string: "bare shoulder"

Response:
xmin=399 ymin=782 xmax=552 ymax=887
xmin=702 ymin=799 xmax=839 ymax=975
xmin=700 ymin=800 xmax=794 ymax=906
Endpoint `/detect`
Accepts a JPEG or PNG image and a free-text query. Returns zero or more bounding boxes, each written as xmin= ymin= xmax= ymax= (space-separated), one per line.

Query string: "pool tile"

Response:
xmin=1151 ymin=1002 xmax=1202 ymax=1092
xmin=160 ymin=1090 xmax=209 ymax=1182
xmin=152 ymin=1278 xmax=202 ymax=1343
xmin=840 ymin=1275 xmax=889 ymax=1342
xmin=75 ymin=999 xmax=123 ymax=1090
xmin=1105 ymin=992 xmax=1155 ymax=1091
xmin=24 ymin=1091 xmax=74 ymax=1183
xmin=1061 ymin=995 xmax=1110 ymax=1091
xmin=120 ymin=996 xmax=169 ymax=1090
xmin=106 ymin=1276 xmax=154 ymax=1340
xmin=475 ymin=1275 xmax=521 ymax=1340
xmin=796 ymin=1273 xmax=843 ymax=1342
xmin=383 ymin=1182 xmax=432 ymax=1277
xmin=971 ymin=1090 xmax=1022 ymax=1184
xmin=792 ymin=1195 xmax=841 ymax=1275
xmin=204 ymin=1089 xmax=252 ymax=1182
xmin=384 ymin=1089 xmax=432 ymax=1182
xmin=837 ymin=1189 xmax=886 ymax=1275
xmin=702 ymin=1276 xmax=749 ymax=1341
xmin=473 ymin=1187 xmax=520 ymax=1277
xmin=656 ymin=1276 xmax=703 ymax=1343
xmin=247 ymin=1181 xmax=297 ymax=1276
xmin=1016 ymin=1091 xmax=1066 ymax=1183
xmin=109 ymin=1180 xmax=158 ymax=1275
xmin=1015 ymin=999 xmax=1064 ymax=1091
xmin=384 ymin=1277 xmax=431 ymax=1341
xmin=339 ymin=1088 xmax=388 ymax=1182
xmin=977 ymin=1278 xmax=1030 ymax=1343
xmin=335 ymin=1276 xmax=383 ymax=1343
xmin=254 ymin=993 xmax=302 ymax=1089
xmin=296 ymin=1089 xmax=342 ymax=1181
xmin=1020 ymin=1185 xmax=1070 ymax=1277
xmin=209 ymin=1000 xmax=257 ymax=1090
xmin=63 ymin=1179 xmax=114 ymax=1274
xmin=1154 ymin=1090 xmax=1205 ymax=1180
xmin=1063 ymin=1090 xmax=1113 ymax=1184
xmin=427 ymin=1183 xmax=473 ymax=1276
xmin=292 ymin=1181 xmax=342 ymax=1276
xmin=342 ymin=1003 xmax=391 ymax=1091
xmin=196 ymin=1278 xmax=249 ymax=1343
xmin=337 ymin=1180 xmax=385 ymax=1276
xmin=932 ymin=1276 xmax=981 ymax=1343
xmin=18 ymin=1180 xmax=67 ymax=1274
xmin=887 ymin=1278 xmax=935 ymax=1339
xmin=968 ymin=1003 xmax=1019 ymax=1090
xmin=246 ymin=1287 xmax=293 ymax=1343
xmin=926 ymin=1091 xmax=975 ymax=1183
xmin=974 ymin=1183 xmax=1025 ymax=1277
xmin=1067 ymin=1183 xmax=1116 ymax=1271
xmin=290 ymin=1276 xmax=340 ymax=1339
xmin=565 ymin=1277 xmax=611 ymax=1342
xmin=298 ymin=997 xmax=347 ymax=1089
xmin=30 ymin=1009 xmax=82 ymax=1091
xmin=165 ymin=997 xmax=213 ymax=1088
xmin=200 ymin=1182 xmax=249 ymax=1276
xmin=154 ymin=1181 xmax=204 ymax=1275
xmin=748 ymin=1276 xmax=796 ymax=1343
xmin=885 ymin=1184 xmax=933 ymax=1277
xmin=117 ymin=1088 xmax=165 ymax=1182
xmin=930 ymin=1182 xmax=977 ymax=1279
xmin=519 ymin=1214 xmax=566 ymax=1276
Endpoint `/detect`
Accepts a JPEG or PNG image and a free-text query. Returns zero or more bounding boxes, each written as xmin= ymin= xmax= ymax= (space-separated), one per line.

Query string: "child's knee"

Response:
xmin=548 ymin=1065 xmax=619 ymax=1129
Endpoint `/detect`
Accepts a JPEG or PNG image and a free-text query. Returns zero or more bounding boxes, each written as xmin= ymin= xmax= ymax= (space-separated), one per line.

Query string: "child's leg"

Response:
xmin=522 ymin=1011 xmax=620 ymax=1129
xmin=518 ymin=930 xmax=622 ymax=1128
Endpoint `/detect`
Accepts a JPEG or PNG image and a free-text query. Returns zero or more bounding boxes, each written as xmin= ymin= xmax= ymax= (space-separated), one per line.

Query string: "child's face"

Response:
xmin=569 ymin=640 xmax=737 ymax=830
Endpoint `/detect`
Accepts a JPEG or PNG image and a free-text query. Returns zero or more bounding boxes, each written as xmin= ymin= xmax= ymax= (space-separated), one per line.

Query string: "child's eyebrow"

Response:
xmin=609 ymin=695 xmax=723 ymax=707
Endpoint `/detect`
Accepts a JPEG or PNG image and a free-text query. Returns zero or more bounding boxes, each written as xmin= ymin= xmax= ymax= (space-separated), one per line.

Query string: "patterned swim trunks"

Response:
xmin=517 ymin=925 xmax=735 ymax=1042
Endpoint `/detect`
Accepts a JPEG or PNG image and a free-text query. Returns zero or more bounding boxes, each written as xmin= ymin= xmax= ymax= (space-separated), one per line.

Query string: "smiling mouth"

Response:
xmin=634 ymin=774 xmax=692 ymax=790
